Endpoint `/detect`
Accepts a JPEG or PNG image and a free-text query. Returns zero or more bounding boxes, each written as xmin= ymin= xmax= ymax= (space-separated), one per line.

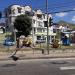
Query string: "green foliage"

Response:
xmin=14 ymin=14 xmax=32 ymax=37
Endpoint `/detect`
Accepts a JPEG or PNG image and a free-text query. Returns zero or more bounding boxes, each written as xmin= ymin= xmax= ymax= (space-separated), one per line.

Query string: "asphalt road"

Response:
xmin=0 ymin=58 xmax=75 ymax=75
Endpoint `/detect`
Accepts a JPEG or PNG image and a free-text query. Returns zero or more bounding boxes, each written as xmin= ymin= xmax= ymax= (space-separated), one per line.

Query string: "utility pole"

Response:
xmin=32 ymin=19 xmax=35 ymax=46
xmin=46 ymin=0 xmax=49 ymax=54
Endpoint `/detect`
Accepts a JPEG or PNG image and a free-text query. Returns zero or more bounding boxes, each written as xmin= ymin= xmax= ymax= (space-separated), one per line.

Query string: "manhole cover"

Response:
xmin=2 ymin=64 xmax=16 ymax=67
xmin=51 ymin=61 xmax=68 ymax=64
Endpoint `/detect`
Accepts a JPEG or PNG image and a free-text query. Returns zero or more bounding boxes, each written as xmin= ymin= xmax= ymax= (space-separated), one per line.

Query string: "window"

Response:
xmin=34 ymin=28 xmax=35 ymax=34
xmin=37 ymin=36 xmax=41 ymax=40
xmin=25 ymin=11 xmax=31 ymax=16
xmin=0 ymin=28 xmax=3 ymax=33
xmin=43 ymin=29 xmax=46 ymax=32
xmin=53 ymin=29 xmax=56 ymax=33
xmin=43 ymin=14 xmax=45 ymax=19
xmin=12 ymin=9 xmax=15 ymax=14
xmin=17 ymin=7 xmax=22 ymax=13
xmin=38 ymin=22 xmax=42 ymax=27
xmin=42 ymin=36 xmax=46 ymax=40
xmin=37 ymin=14 xmax=42 ymax=19
xmin=33 ymin=20 xmax=35 ymax=24
xmin=44 ymin=21 xmax=47 ymax=27
xmin=37 ymin=28 xmax=42 ymax=32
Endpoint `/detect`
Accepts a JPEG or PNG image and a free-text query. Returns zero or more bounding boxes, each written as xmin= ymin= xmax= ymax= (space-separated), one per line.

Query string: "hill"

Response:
xmin=57 ymin=20 xmax=75 ymax=30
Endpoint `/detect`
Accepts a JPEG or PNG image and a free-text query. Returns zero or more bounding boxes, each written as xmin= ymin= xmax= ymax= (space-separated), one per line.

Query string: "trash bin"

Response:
xmin=62 ymin=36 xmax=70 ymax=46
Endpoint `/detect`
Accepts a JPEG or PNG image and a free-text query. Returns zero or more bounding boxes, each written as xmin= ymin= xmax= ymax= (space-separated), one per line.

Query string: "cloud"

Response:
xmin=73 ymin=8 xmax=75 ymax=10
xmin=72 ymin=16 xmax=75 ymax=21
xmin=71 ymin=8 xmax=75 ymax=21
xmin=55 ymin=12 xmax=68 ymax=17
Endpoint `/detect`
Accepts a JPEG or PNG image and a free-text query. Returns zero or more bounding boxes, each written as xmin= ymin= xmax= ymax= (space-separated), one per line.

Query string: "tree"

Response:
xmin=14 ymin=14 xmax=32 ymax=37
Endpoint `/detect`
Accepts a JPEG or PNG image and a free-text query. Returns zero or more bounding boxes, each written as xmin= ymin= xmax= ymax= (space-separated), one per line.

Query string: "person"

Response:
xmin=10 ymin=37 xmax=20 ymax=60
xmin=16 ymin=38 xmax=20 ymax=48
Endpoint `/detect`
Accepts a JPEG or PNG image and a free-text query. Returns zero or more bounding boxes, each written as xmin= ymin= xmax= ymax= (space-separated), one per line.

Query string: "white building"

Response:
xmin=4 ymin=4 xmax=56 ymax=44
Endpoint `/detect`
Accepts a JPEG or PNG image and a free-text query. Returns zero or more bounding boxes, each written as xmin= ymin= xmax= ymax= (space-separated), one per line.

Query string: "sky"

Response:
xmin=0 ymin=0 xmax=75 ymax=24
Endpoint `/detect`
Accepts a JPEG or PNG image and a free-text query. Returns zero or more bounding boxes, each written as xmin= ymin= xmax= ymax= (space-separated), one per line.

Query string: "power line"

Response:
xmin=29 ymin=0 xmax=75 ymax=12
xmin=38 ymin=3 xmax=75 ymax=14
xmin=47 ymin=9 xmax=75 ymax=14
xmin=32 ymin=0 xmax=75 ymax=10
xmin=47 ymin=0 xmax=75 ymax=7
xmin=33 ymin=7 xmax=75 ymax=14
xmin=48 ymin=2 xmax=75 ymax=10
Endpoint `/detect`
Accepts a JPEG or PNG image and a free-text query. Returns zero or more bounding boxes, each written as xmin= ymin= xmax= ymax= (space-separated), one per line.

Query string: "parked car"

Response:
xmin=3 ymin=38 xmax=15 ymax=46
xmin=36 ymin=40 xmax=46 ymax=43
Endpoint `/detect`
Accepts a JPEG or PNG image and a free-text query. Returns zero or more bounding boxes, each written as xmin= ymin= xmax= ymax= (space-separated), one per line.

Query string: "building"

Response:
xmin=5 ymin=5 xmax=32 ymax=32
xmin=4 ymin=4 xmax=56 ymax=44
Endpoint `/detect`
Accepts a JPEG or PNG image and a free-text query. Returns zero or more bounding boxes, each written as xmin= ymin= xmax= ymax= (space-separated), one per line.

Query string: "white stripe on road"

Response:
xmin=60 ymin=66 xmax=75 ymax=70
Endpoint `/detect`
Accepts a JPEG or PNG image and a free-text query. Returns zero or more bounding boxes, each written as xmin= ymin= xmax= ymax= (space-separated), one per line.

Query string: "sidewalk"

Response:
xmin=0 ymin=49 xmax=75 ymax=60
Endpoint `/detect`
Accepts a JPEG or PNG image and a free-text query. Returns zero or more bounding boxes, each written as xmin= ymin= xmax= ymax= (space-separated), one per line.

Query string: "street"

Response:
xmin=0 ymin=58 xmax=75 ymax=75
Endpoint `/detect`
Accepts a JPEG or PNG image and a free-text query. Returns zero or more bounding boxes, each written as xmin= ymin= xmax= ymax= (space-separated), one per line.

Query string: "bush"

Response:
xmin=52 ymin=39 xmax=59 ymax=48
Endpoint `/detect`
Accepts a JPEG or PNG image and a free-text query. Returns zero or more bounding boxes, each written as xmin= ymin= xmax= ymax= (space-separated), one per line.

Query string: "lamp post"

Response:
xmin=46 ymin=0 xmax=49 ymax=54
xmin=32 ymin=19 xmax=35 ymax=46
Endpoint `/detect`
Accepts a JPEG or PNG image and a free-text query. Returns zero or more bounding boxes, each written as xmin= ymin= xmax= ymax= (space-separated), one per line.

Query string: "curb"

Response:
xmin=0 ymin=50 xmax=75 ymax=61
xmin=0 ymin=55 xmax=75 ymax=61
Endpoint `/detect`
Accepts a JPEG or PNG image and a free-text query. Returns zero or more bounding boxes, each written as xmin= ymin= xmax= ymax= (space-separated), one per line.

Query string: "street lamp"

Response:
xmin=46 ymin=0 xmax=49 ymax=54
xmin=32 ymin=18 xmax=35 ymax=46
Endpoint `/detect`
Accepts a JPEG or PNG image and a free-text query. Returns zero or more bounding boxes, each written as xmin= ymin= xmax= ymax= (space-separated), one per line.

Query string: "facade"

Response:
xmin=4 ymin=4 xmax=56 ymax=44
xmin=5 ymin=5 xmax=32 ymax=32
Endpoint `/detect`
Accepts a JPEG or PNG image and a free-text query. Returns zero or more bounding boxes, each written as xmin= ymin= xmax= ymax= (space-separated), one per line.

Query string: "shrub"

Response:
xmin=52 ymin=39 xmax=59 ymax=48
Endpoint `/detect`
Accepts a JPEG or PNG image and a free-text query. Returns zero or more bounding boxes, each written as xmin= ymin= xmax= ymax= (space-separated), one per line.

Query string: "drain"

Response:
xmin=51 ymin=61 xmax=68 ymax=64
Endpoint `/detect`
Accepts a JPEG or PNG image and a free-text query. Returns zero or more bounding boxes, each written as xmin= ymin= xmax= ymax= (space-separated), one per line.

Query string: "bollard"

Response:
xmin=16 ymin=38 xmax=20 ymax=48
xmin=42 ymin=49 xmax=44 ymax=54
